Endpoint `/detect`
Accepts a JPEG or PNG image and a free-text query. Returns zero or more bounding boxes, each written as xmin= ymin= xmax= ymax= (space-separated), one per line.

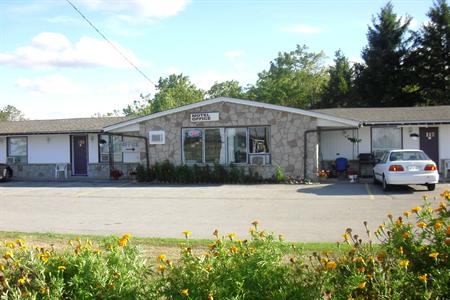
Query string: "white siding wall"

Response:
xmin=28 ymin=135 xmax=70 ymax=163
xmin=88 ymin=134 xmax=99 ymax=163
xmin=320 ymin=129 xmax=357 ymax=160
xmin=358 ymin=127 xmax=371 ymax=154
xmin=402 ymin=126 xmax=420 ymax=149
xmin=439 ymin=125 xmax=450 ymax=171
xmin=0 ymin=137 xmax=6 ymax=163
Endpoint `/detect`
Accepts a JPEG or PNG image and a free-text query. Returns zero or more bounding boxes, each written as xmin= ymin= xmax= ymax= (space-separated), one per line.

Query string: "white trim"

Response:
xmin=103 ymin=97 xmax=360 ymax=131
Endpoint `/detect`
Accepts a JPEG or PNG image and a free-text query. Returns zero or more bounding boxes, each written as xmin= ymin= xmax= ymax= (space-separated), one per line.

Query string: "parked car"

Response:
xmin=373 ymin=149 xmax=439 ymax=191
xmin=0 ymin=163 xmax=13 ymax=182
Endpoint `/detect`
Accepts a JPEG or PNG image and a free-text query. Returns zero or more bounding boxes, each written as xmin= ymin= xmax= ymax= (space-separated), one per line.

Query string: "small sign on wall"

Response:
xmin=190 ymin=112 xmax=219 ymax=122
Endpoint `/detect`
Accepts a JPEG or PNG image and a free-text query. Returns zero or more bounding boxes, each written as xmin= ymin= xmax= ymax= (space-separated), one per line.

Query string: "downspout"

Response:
xmin=303 ymin=127 xmax=361 ymax=179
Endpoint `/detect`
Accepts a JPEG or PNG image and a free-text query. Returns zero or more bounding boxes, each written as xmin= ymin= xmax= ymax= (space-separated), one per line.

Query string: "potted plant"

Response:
xmin=110 ymin=169 xmax=123 ymax=180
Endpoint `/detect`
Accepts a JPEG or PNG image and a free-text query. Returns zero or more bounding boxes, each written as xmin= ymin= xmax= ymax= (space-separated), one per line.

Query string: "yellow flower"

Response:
xmin=157 ymin=264 xmax=166 ymax=273
xmin=207 ymin=292 xmax=214 ymax=300
xmin=434 ymin=222 xmax=443 ymax=230
xmin=417 ymin=221 xmax=427 ymax=229
xmin=227 ymin=232 xmax=236 ymax=240
xmin=230 ymin=246 xmax=239 ymax=254
xmin=418 ymin=274 xmax=428 ymax=282
xmin=325 ymin=261 xmax=337 ymax=270
xmin=429 ymin=252 xmax=439 ymax=260
xmin=399 ymin=246 xmax=404 ymax=254
xmin=395 ymin=218 xmax=403 ymax=226
xmin=342 ymin=233 xmax=350 ymax=241
xmin=399 ymin=259 xmax=409 ymax=268
xmin=58 ymin=265 xmax=66 ymax=271
xmin=17 ymin=277 xmax=27 ymax=286
xmin=3 ymin=251 xmax=13 ymax=260
xmin=15 ymin=239 xmax=25 ymax=247
xmin=40 ymin=287 xmax=49 ymax=294
xmin=157 ymin=254 xmax=166 ymax=262
xmin=402 ymin=232 xmax=411 ymax=239
xmin=412 ymin=206 xmax=422 ymax=214
xmin=0 ymin=263 xmax=5 ymax=271
xmin=182 ymin=230 xmax=192 ymax=238
xmin=118 ymin=234 xmax=131 ymax=247
xmin=357 ymin=281 xmax=366 ymax=289
xmin=403 ymin=211 xmax=411 ymax=217
xmin=5 ymin=241 xmax=15 ymax=249
xmin=180 ymin=289 xmax=189 ymax=296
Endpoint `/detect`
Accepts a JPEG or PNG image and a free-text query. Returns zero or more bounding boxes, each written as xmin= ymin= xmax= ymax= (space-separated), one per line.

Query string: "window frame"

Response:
xmin=6 ymin=136 xmax=28 ymax=164
xmin=181 ymin=126 xmax=271 ymax=165
xmin=97 ymin=134 xmax=124 ymax=163
xmin=371 ymin=126 xmax=403 ymax=159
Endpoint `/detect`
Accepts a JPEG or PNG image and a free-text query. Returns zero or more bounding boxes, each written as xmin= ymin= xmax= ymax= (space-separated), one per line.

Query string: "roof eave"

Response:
xmin=0 ymin=130 xmax=104 ymax=136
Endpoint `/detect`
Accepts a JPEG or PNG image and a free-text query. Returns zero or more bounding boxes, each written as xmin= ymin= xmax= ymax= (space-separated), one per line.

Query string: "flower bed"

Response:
xmin=1 ymin=192 xmax=449 ymax=299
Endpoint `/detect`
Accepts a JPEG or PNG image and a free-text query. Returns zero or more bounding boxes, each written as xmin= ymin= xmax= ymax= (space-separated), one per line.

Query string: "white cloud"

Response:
xmin=281 ymin=24 xmax=324 ymax=34
xmin=15 ymin=74 xmax=83 ymax=96
xmin=81 ymin=0 xmax=190 ymax=18
xmin=0 ymin=32 xmax=145 ymax=69
xmin=224 ymin=50 xmax=245 ymax=59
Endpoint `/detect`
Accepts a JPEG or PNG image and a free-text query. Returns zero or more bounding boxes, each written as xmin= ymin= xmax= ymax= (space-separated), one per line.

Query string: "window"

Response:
xmin=390 ymin=151 xmax=428 ymax=161
xmin=182 ymin=127 xmax=271 ymax=165
xmin=227 ymin=128 xmax=247 ymax=164
xmin=372 ymin=127 xmax=402 ymax=159
xmin=98 ymin=135 xmax=123 ymax=163
xmin=205 ymin=128 xmax=226 ymax=164
xmin=7 ymin=137 xmax=27 ymax=163
xmin=183 ymin=129 xmax=203 ymax=164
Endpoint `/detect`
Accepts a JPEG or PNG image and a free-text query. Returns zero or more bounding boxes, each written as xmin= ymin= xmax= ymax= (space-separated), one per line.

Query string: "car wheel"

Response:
xmin=382 ymin=175 xmax=390 ymax=192
xmin=427 ymin=184 xmax=435 ymax=191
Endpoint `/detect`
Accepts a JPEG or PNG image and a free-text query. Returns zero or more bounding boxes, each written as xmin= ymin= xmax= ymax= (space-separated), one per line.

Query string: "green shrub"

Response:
xmin=274 ymin=166 xmax=286 ymax=183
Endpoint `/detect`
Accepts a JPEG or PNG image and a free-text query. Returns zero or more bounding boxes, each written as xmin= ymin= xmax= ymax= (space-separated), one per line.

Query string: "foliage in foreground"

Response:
xmin=1 ymin=192 xmax=449 ymax=299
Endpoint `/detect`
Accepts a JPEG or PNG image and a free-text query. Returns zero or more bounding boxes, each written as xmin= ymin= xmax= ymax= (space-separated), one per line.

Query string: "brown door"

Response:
xmin=72 ymin=135 xmax=88 ymax=175
xmin=419 ymin=127 xmax=439 ymax=164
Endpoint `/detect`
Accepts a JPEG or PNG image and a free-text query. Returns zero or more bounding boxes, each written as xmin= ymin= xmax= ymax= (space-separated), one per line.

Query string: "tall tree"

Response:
xmin=247 ymin=44 xmax=328 ymax=109
xmin=317 ymin=50 xmax=355 ymax=108
xmin=355 ymin=2 xmax=412 ymax=107
xmin=123 ymin=74 xmax=205 ymax=116
xmin=207 ymin=80 xmax=245 ymax=99
xmin=0 ymin=105 xmax=25 ymax=121
xmin=409 ymin=0 xmax=450 ymax=105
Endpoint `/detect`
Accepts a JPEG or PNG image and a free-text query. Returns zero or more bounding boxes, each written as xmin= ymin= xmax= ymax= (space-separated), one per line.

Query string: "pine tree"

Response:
xmin=409 ymin=0 xmax=450 ymax=105
xmin=355 ymin=2 xmax=412 ymax=107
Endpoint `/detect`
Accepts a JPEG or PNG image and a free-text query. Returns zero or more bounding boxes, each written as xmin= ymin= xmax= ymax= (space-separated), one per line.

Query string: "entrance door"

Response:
xmin=419 ymin=127 xmax=439 ymax=164
xmin=72 ymin=135 xmax=88 ymax=175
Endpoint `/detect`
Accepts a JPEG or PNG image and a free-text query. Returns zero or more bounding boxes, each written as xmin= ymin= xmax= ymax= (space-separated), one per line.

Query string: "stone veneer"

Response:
xmin=9 ymin=163 xmax=139 ymax=180
xmin=140 ymin=102 xmax=319 ymax=179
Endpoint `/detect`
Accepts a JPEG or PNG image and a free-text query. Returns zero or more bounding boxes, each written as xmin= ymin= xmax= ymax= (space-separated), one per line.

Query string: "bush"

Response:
xmin=2 ymin=192 xmax=448 ymax=299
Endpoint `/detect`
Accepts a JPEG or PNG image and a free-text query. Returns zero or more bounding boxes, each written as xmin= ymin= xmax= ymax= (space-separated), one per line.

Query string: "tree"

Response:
xmin=408 ymin=0 xmax=450 ymax=105
xmin=355 ymin=2 xmax=413 ymax=107
xmin=247 ymin=44 xmax=328 ymax=109
xmin=123 ymin=74 xmax=205 ymax=116
xmin=207 ymin=80 xmax=245 ymax=99
xmin=317 ymin=50 xmax=355 ymax=108
xmin=0 ymin=105 xmax=25 ymax=121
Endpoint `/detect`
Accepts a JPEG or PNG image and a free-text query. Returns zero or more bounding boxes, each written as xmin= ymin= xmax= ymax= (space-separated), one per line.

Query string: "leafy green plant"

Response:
xmin=274 ymin=165 xmax=286 ymax=182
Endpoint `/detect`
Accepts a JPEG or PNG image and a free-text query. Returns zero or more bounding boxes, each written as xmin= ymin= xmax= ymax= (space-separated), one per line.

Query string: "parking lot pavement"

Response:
xmin=0 ymin=181 xmax=448 ymax=242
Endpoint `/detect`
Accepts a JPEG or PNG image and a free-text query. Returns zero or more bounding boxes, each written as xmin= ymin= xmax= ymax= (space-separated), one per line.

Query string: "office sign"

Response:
xmin=190 ymin=112 xmax=219 ymax=122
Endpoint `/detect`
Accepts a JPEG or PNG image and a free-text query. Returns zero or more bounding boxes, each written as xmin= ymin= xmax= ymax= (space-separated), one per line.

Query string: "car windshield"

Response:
xmin=389 ymin=151 xmax=428 ymax=161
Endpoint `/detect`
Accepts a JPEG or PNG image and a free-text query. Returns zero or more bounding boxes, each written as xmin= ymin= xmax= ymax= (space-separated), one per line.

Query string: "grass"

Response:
xmin=0 ymin=231 xmax=349 ymax=259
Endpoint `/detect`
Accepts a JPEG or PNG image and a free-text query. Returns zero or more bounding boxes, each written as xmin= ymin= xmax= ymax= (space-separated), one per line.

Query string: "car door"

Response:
xmin=373 ymin=152 xmax=388 ymax=180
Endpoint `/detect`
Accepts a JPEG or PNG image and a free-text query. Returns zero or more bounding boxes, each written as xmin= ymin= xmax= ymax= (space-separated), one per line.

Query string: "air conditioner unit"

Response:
xmin=250 ymin=155 xmax=270 ymax=166
xmin=100 ymin=154 xmax=110 ymax=162
xmin=7 ymin=157 xmax=16 ymax=164
xmin=149 ymin=131 xmax=165 ymax=144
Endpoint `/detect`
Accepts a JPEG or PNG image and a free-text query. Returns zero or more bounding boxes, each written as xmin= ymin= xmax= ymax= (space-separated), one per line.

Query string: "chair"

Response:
xmin=335 ymin=157 xmax=348 ymax=175
xmin=55 ymin=163 xmax=68 ymax=179
xmin=443 ymin=159 xmax=450 ymax=180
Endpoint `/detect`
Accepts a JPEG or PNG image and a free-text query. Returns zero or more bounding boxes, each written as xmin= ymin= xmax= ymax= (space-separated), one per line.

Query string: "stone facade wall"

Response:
xmin=140 ymin=102 xmax=319 ymax=179
xmin=10 ymin=163 xmax=139 ymax=180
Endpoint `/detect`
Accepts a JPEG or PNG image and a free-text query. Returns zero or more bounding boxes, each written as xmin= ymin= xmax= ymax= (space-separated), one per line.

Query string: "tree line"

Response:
xmin=124 ymin=0 xmax=450 ymax=116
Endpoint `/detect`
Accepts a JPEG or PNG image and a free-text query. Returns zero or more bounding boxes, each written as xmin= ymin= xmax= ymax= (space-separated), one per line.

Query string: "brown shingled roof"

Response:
xmin=0 ymin=117 xmax=129 ymax=135
xmin=313 ymin=105 xmax=450 ymax=124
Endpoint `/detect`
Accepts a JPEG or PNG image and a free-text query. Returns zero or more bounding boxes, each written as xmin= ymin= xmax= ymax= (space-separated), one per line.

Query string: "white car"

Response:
xmin=373 ymin=149 xmax=439 ymax=191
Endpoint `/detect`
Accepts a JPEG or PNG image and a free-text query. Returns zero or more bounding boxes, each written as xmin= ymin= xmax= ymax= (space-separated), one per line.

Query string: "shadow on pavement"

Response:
xmin=297 ymin=182 xmax=426 ymax=196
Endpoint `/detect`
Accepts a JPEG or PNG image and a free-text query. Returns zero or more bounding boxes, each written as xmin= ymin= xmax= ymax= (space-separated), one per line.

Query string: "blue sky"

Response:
xmin=0 ymin=0 xmax=434 ymax=119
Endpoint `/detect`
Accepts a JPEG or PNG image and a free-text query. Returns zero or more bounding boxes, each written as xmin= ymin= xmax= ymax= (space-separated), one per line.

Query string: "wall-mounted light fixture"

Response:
xmin=410 ymin=133 xmax=419 ymax=140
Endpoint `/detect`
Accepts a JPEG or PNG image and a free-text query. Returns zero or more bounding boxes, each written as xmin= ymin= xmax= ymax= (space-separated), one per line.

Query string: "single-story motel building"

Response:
xmin=0 ymin=97 xmax=449 ymax=181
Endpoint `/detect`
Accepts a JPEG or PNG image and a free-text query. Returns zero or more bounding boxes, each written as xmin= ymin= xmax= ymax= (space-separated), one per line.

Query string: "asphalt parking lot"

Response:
xmin=0 ymin=181 xmax=448 ymax=242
